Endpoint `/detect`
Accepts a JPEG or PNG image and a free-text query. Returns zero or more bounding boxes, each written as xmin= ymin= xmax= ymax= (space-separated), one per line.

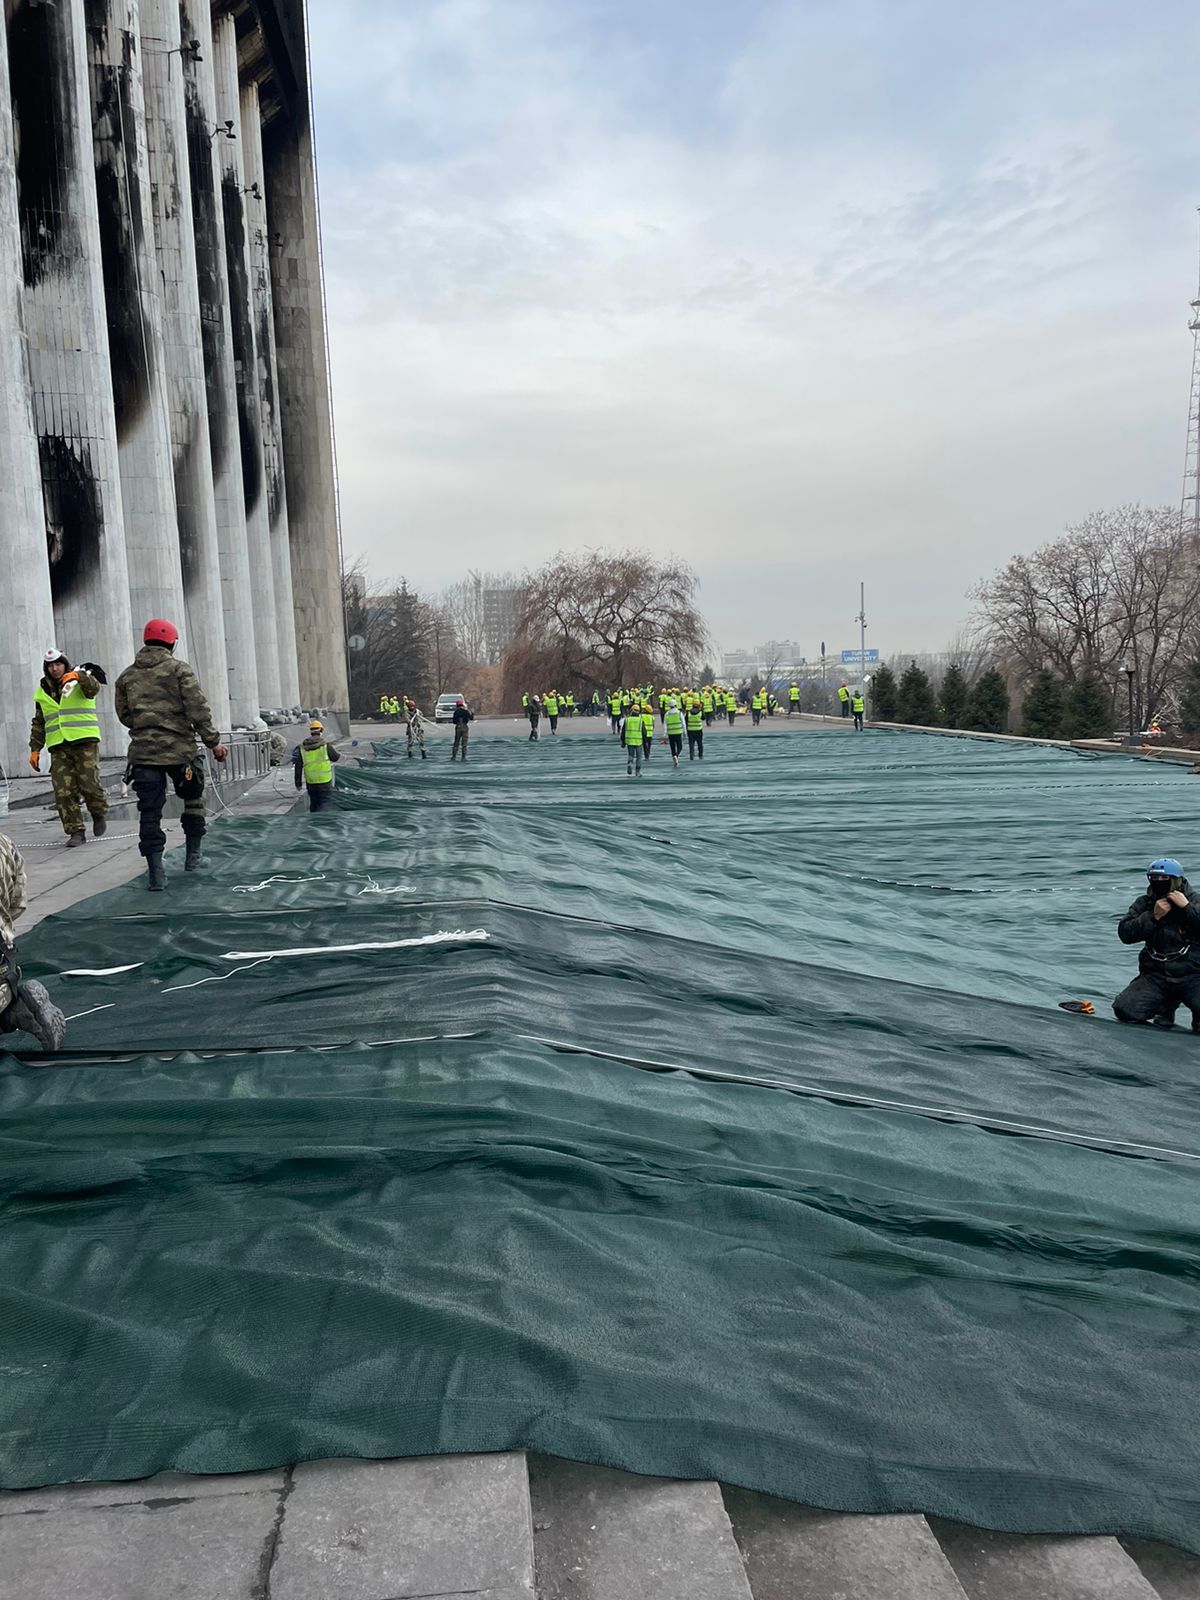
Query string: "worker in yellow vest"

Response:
xmin=621 ymin=701 xmax=645 ymax=776
xmin=608 ymin=690 xmax=622 ymax=734
xmin=838 ymin=683 xmax=851 ymax=717
xmin=788 ymin=682 xmax=800 ymax=714
xmin=641 ymin=701 xmax=656 ymax=762
xmin=29 ymin=649 xmax=108 ymax=847
xmin=293 ymin=719 xmax=341 ymax=810
xmin=685 ymin=698 xmax=704 ymax=760
xmin=724 ymin=689 xmax=737 ymax=726
xmin=544 ymin=690 xmax=560 ymax=734
xmin=852 ymin=689 xmax=866 ymax=731
xmin=664 ymin=698 xmax=685 ymax=768
xmin=751 ymin=687 xmax=767 ymax=726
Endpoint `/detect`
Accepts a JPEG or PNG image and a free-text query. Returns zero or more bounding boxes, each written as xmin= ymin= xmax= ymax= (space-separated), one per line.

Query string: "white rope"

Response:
xmin=58 ymin=964 xmax=144 ymax=977
xmin=231 ymin=875 xmax=327 ymax=895
xmin=62 ymin=1003 xmax=117 ymax=1023
xmin=355 ymin=879 xmax=415 ymax=896
xmin=219 ymin=929 xmax=489 ymax=961
xmin=162 ymin=958 xmax=272 ymax=994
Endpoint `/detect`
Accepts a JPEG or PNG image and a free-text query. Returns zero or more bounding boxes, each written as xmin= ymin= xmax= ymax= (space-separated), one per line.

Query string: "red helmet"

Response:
xmin=143 ymin=618 xmax=179 ymax=646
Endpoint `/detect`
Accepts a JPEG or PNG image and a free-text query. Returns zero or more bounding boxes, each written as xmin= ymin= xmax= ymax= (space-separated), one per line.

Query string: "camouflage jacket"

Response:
xmin=114 ymin=646 xmax=221 ymax=765
xmin=0 ymin=833 xmax=26 ymax=949
xmin=29 ymin=668 xmax=102 ymax=753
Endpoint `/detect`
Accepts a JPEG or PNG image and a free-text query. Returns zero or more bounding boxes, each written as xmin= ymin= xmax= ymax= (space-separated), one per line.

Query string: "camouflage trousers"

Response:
xmin=130 ymin=760 xmax=207 ymax=857
xmin=49 ymin=741 xmax=108 ymax=835
xmin=406 ymin=720 xmax=425 ymax=754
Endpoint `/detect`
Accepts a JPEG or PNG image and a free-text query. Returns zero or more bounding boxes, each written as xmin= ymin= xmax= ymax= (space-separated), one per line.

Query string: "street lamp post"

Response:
xmin=1120 ymin=660 xmax=1136 ymax=742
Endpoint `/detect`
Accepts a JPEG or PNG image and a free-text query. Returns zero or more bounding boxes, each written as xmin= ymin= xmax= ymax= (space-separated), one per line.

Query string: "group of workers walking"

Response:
xmin=23 ymin=617 xmax=348 ymax=887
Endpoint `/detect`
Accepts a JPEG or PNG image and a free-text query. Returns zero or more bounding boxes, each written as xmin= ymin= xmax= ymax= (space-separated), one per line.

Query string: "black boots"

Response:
xmin=146 ymin=853 xmax=167 ymax=892
xmin=66 ymin=830 xmax=86 ymax=848
xmin=6 ymin=980 xmax=67 ymax=1051
xmin=184 ymin=837 xmax=205 ymax=872
xmin=92 ymin=815 xmax=107 ymax=837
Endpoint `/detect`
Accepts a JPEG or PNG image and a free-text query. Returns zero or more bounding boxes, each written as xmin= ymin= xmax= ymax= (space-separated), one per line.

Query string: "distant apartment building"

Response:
xmin=483 ymin=585 xmax=521 ymax=663
xmin=721 ymin=639 xmax=809 ymax=680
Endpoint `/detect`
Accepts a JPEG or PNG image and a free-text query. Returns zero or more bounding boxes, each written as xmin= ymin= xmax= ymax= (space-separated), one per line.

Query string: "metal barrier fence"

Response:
xmin=211 ymin=734 xmax=271 ymax=786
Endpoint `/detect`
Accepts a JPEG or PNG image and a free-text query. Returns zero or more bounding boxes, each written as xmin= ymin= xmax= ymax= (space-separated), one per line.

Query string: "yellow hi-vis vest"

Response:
xmin=35 ymin=682 xmax=100 ymax=748
xmin=641 ymin=711 xmax=655 ymax=736
xmin=623 ymin=715 xmax=644 ymax=748
xmin=664 ymin=707 xmax=684 ymax=735
xmin=838 ymin=686 xmax=850 ymax=702
xmin=301 ymin=742 xmax=333 ymax=785
xmin=852 ymin=694 xmax=865 ymax=713
xmin=789 ymin=685 xmax=800 ymax=701
xmin=686 ymin=707 xmax=703 ymax=731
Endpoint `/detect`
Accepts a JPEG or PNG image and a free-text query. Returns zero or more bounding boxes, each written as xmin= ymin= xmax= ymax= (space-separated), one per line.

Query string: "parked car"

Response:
xmin=434 ymin=694 xmax=464 ymax=723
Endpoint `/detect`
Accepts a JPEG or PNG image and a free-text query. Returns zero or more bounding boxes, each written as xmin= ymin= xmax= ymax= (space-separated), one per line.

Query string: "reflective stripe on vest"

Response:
xmin=852 ymin=697 xmax=865 ymax=713
xmin=301 ymin=743 xmax=333 ymax=784
xmin=35 ymin=683 xmax=100 ymax=748
xmin=665 ymin=709 xmax=684 ymax=734
xmin=686 ymin=709 xmax=702 ymax=731
xmin=789 ymin=687 xmax=799 ymax=700
xmin=624 ymin=717 xmax=644 ymax=747
xmin=838 ymin=687 xmax=849 ymax=701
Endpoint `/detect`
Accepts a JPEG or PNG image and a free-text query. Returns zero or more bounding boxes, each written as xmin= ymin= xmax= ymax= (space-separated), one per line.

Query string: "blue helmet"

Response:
xmin=1148 ymin=858 xmax=1184 ymax=878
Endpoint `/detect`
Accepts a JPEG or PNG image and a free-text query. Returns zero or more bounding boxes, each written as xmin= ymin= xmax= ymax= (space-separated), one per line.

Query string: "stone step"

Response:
xmin=930 ymin=1520 xmax=1163 ymax=1600
xmin=0 ymin=1453 xmax=536 ymax=1600
xmin=1120 ymin=1537 xmax=1200 ymax=1600
xmin=528 ymin=1456 xmax=752 ymax=1600
xmin=721 ymin=1486 xmax=970 ymax=1599
xmin=269 ymin=1452 xmax=536 ymax=1600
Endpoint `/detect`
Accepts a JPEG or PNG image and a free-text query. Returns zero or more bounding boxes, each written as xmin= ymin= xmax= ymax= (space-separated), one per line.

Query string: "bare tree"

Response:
xmin=507 ymin=549 xmax=709 ymax=703
xmin=971 ymin=505 xmax=1200 ymax=723
xmin=439 ymin=570 xmax=522 ymax=665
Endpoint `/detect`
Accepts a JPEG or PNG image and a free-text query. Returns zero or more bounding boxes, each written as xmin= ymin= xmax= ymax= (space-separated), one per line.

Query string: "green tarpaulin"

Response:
xmin=3 ymin=729 xmax=1199 ymax=1548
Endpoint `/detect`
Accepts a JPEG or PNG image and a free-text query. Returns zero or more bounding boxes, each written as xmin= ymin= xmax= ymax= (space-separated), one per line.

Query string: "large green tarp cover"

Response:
xmin=4 ymin=728 xmax=1200 ymax=1547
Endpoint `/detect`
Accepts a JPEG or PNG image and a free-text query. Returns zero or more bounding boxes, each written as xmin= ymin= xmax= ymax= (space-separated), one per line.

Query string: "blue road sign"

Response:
xmin=841 ymin=648 xmax=879 ymax=663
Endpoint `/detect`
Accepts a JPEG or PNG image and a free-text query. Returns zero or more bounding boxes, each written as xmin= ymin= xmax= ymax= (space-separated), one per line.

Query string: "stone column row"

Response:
xmin=0 ymin=0 xmax=331 ymax=776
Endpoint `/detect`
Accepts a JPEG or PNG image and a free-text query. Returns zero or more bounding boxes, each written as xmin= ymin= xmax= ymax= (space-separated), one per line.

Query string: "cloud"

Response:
xmin=308 ymin=0 xmax=1197 ymax=654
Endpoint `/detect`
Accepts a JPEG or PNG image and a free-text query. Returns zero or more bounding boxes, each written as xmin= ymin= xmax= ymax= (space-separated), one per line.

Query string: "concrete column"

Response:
xmin=85 ymin=0 xmax=186 ymax=637
xmin=139 ymin=0 xmax=230 ymax=732
xmin=183 ymin=2 xmax=259 ymax=728
xmin=211 ymin=13 xmax=281 ymax=708
xmin=262 ymin=59 xmax=349 ymax=714
xmin=0 ymin=7 xmax=56 ymax=780
xmin=9 ymin=0 xmax=133 ymax=749
xmin=241 ymin=81 xmax=300 ymax=708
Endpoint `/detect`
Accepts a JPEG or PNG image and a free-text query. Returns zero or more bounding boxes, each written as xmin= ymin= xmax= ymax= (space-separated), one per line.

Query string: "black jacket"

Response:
xmin=1119 ymin=881 xmax=1200 ymax=973
xmin=452 ymin=705 xmax=474 ymax=726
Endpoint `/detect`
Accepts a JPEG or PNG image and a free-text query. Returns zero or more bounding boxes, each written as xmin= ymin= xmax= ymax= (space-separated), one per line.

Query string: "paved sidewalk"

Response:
xmin=5 ymin=765 xmax=302 ymax=935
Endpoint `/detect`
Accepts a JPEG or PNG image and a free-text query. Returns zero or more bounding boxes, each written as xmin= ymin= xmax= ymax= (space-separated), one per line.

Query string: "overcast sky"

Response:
xmin=308 ymin=0 xmax=1198 ymax=659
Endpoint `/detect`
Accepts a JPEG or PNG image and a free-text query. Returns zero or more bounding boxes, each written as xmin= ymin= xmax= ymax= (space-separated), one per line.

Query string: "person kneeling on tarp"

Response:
xmin=1114 ymin=857 xmax=1200 ymax=1032
xmin=294 ymin=720 xmax=341 ymax=811
xmin=0 ymin=833 xmax=66 ymax=1051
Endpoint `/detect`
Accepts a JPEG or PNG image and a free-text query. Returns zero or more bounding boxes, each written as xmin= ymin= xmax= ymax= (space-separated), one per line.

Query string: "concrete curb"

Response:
xmin=865 ymin=721 xmax=1199 ymax=767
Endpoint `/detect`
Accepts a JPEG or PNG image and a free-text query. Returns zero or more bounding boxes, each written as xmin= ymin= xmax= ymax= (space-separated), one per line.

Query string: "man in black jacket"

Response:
xmin=1114 ymin=857 xmax=1200 ymax=1030
xmin=450 ymin=697 xmax=474 ymax=762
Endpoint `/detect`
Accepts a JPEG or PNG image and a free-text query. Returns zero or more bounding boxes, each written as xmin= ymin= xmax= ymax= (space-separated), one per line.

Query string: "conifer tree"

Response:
xmin=965 ymin=668 xmax=1010 ymax=733
xmin=1177 ymin=660 xmax=1200 ymax=735
xmin=1064 ymin=673 xmax=1114 ymax=740
xmin=868 ymin=663 xmax=898 ymax=721
xmin=1021 ymin=670 xmax=1067 ymax=739
xmin=939 ymin=663 xmax=968 ymax=729
xmin=896 ymin=661 xmax=938 ymax=726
